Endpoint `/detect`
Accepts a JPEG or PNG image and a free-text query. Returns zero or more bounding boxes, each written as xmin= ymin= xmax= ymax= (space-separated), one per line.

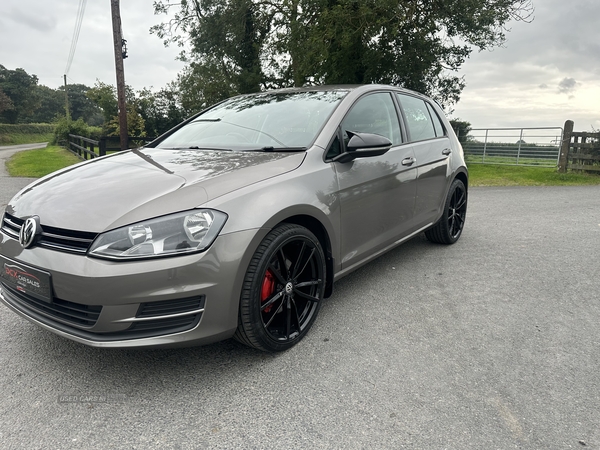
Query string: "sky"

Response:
xmin=1 ymin=0 xmax=599 ymax=132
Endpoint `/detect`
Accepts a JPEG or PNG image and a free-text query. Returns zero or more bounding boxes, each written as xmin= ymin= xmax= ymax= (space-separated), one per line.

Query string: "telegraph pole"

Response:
xmin=63 ymin=74 xmax=70 ymax=123
xmin=110 ymin=0 xmax=128 ymax=150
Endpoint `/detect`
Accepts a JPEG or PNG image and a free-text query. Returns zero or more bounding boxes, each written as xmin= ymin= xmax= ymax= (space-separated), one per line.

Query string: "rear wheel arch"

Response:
xmin=454 ymin=169 xmax=468 ymax=191
xmin=425 ymin=177 xmax=468 ymax=245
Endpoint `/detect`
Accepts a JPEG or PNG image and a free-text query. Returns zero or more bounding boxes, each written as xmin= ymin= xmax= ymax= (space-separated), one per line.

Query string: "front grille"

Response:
xmin=1 ymin=214 xmax=21 ymax=239
xmin=1 ymin=213 xmax=97 ymax=254
xmin=1 ymin=281 xmax=102 ymax=327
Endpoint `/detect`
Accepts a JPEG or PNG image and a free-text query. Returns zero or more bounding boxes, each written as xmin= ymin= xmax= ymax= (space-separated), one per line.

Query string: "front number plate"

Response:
xmin=0 ymin=255 xmax=52 ymax=303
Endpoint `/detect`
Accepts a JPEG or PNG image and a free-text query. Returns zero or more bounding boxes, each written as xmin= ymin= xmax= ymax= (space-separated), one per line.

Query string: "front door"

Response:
xmin=333 ymin=92 xmax=418 ymax=271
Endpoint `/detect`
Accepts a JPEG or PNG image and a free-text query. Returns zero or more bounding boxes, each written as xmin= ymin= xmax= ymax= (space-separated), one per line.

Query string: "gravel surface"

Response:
xmin=0 ymin=163 xmax=599 ymax=449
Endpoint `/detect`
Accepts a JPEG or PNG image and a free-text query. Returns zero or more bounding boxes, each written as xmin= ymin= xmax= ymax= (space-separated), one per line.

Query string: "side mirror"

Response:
xmin=332 ymin=131 xmax=392 ymax=163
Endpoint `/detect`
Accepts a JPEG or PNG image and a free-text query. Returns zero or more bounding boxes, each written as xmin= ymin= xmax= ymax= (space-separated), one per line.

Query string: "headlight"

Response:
xmin=88 ymin=209 xmax=228 ymax=260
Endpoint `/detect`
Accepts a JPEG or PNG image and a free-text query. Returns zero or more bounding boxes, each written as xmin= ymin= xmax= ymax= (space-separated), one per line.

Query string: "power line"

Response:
xmin=65 ymin=0 xmax=88 ymax=76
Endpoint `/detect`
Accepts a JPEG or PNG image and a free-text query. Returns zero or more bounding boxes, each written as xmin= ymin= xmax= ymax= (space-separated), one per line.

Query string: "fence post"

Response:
xmin=516 ymin=128 xmax=524 ymax=164
xmin=99 ymin=137 xmax=106 ymax=157
xmin=558 ymin=120 xmax=573 ymax=173
xmin=482 ymin=129 xmax=489 ymax=163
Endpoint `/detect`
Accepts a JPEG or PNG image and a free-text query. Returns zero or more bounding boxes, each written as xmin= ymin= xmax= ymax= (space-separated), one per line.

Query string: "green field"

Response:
xmin=467 ymin=163 xmax=600 ymax=186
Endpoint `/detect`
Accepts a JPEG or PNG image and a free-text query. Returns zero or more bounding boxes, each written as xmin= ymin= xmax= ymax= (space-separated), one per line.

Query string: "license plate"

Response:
xmin=0 ymin=255 xmax=52 ymax=303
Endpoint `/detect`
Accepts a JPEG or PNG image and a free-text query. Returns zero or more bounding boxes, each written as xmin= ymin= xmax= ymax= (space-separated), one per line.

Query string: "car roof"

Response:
xmin=233 ymin=84 xmax=428 ymax=99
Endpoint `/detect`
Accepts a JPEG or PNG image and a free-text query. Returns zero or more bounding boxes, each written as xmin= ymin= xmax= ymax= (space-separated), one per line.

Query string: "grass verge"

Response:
xmin=6 ymin=146 xmax=82 ymax=178
xmin=468 ymin=163 xmax=600 ymax=186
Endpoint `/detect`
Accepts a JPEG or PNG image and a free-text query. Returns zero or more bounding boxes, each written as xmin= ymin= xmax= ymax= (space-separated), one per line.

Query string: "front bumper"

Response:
xmin=0 ymin=228 xmax=264 ymax=348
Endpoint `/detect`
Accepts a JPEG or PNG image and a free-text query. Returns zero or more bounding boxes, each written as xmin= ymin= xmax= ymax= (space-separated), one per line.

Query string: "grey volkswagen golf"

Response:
xmin=0 ymin=84 xmax=467 ymax=352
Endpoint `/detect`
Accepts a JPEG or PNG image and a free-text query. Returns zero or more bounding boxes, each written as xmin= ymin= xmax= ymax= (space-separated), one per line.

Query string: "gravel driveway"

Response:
xmin=1 ymin=153 xmax=599 ymax=449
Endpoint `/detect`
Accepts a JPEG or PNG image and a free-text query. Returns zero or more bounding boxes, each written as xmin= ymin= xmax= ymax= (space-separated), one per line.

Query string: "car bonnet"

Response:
xmin=6 ymin=148 xmax=305 ymax=232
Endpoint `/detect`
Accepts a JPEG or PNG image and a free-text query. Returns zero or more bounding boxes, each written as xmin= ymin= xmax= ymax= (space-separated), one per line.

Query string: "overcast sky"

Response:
xmin=1 ymin=0 xmax=598 ymax=131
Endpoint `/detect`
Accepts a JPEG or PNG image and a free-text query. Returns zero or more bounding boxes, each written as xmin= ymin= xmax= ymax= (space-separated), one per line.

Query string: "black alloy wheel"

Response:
xmin=235 ymin=224 xmax=326 ymax=352
xmin=425 ymin=178 xmax=468 ymax=245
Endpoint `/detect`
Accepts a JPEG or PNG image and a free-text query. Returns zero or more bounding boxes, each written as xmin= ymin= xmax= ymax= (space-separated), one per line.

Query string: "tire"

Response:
xmin=425 ymin=178 xmax=467 ymax=245
xmin=234 ymin=224 xmax=326 ymax=352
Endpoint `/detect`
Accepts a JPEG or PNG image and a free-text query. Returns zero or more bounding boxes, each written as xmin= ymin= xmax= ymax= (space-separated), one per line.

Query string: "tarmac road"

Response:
xmin=0 ymin=158 xmax=599 ymax=449
xmin=0 ymin=143 xmax=44 ymax=210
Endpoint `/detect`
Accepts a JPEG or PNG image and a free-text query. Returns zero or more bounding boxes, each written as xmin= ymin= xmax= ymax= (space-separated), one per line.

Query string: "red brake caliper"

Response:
xmin=261 ymin=270 xmax=276 ymax=313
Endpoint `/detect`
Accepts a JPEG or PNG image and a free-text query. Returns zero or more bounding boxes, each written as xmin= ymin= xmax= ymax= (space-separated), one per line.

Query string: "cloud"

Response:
xmin=558 ymin=77 xmax=577 ymax=94
xmin=6 ymin=7 xmax=57 ymax=32
xmin=0 ymin=0 xmax=183 ymax=91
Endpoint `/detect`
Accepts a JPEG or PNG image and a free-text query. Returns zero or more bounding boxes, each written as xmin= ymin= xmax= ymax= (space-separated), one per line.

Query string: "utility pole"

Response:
xmin=110 ymin=0 xmax=128 ymax=150
xmin=63 ymin=74 xmax=70 ymax=123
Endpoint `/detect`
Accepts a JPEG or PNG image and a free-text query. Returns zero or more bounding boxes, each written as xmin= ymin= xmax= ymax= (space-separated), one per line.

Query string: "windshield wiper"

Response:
xmin=260 ymin=146 xmax=306 ymax=152
xmin=192 ymin=118 xmax=221 ymax=123
xmin=162 ymin=146 xmax=232 ymax=151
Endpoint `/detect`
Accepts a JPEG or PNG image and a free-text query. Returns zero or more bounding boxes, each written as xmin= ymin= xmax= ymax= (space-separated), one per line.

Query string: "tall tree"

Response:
xmin=31 ymin=85 xmax=63 ymax=123
xmin=0 ymin=65 xmax=41 ymax=123
xmin=86 ymin=80 xmax=119 ymax=124
xmin=152 ymin=0 xmax=270 ymax=107
xmin=0 ymin=89 xmax=14 ymax=115
xmin=59 ymin=84 xmax=103 ymax=125
xmin=136 ymin=83 xmax=186 ymax=136
xmin=153 ymin=0 xmax=533 ymax=110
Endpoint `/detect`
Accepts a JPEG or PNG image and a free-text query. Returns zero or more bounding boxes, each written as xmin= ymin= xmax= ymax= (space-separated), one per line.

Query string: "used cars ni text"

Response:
xmin=0 ymin=84 xmax=468 ymax=352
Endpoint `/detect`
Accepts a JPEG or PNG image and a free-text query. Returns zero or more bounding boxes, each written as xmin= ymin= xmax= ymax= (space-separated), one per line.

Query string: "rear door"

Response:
xmin=396 ymin=93 xmax=452 ymax=228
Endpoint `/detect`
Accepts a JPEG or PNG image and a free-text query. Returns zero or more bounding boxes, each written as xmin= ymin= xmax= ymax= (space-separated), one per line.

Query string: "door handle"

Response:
xmin=442 ymin=148 xmax=452 ymax=156
xmin=402 ymin=157 xmax=416 ymax=166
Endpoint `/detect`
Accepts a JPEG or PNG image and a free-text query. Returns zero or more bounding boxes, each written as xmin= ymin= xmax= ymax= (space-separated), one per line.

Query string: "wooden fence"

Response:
xmin=558 ymin=120 xmax=600 ymax=173
xmin=67 ymin=135 xmax=156 ymax=159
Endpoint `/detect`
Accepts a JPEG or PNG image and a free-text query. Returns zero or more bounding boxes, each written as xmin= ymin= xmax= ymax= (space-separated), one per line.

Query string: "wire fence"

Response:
xmin=457 ymin=127 xmax=564 ymax=167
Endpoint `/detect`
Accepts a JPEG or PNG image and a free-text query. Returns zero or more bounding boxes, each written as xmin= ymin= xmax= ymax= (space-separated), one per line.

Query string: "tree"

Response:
xmin=0 ymin=65 xmax=41 ymax=123
xmin=136 ymin=83 xmax=186 ymax=136
xmin=0 ymin=89 xmax=14 ymax=115
xmin=152 ymin=0 xmax=270 ymax=107
xmin=59 ymin=84 xmax=103 ymax=125
xmin=105 ymin=104 xmax=147 ymax=138
xmin=31 ymin=85 xmax=63 ymax=123
xmin=86 ymin=80 xmax=119 ymax=124
xmin=449 ymin=118 xmax=472 ymax=143
xmin=153 ymin=0 xmax=533 ymax=110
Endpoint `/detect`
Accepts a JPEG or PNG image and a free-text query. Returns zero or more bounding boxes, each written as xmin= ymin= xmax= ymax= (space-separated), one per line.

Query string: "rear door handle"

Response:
xmin=442 ymin=148 xmax=452 ymax=156
xmin=402 ymin=157 xmax=416 ymax=166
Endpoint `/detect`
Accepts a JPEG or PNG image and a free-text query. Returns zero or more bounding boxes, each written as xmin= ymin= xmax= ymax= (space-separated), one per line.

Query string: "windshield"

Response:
xmin=157 ymin=90 xmax=348 ymax=150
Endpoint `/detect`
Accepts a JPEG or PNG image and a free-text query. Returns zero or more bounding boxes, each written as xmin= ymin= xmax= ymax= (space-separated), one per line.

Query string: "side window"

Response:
xmin=341 ymin=93 xmax=402 ymax=146
xmin=396 ymin=94 xmax=436 ymax=142
xmin=426 ymin=102 xmax=445 ymax=137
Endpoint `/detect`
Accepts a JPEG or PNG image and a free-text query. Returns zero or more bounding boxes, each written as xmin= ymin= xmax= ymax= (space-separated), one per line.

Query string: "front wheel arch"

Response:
xmin=234 ymin=223 xmax=326 ymax=352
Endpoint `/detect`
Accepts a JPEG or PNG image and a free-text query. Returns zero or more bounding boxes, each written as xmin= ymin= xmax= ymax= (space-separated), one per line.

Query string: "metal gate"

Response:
xmin=458 ymin=127 xmax=564 ymax=167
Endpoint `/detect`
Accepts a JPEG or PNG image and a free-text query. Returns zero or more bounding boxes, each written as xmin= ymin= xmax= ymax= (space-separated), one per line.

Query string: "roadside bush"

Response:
xmin=52 ymin=116 xmax=102 ymax=145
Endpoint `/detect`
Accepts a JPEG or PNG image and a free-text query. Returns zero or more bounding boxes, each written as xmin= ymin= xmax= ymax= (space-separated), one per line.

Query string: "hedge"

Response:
xmin=0 ymin=123 xmax=54 ymax=135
